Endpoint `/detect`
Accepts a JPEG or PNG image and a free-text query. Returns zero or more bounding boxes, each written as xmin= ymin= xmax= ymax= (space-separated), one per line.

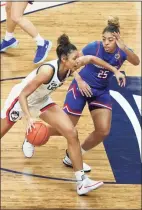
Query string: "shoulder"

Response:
xmin=37 ymin=62 xmax=56 ymax=77
xmin=44 ymin=59 xmax=58 ymax=69
xmin=85 ymin=41 xmax=100 ymax=48
xmin=82 ymin=41 xmax=101 ymax=56
xmin=118 ymin=48 xmax=128 ymax=61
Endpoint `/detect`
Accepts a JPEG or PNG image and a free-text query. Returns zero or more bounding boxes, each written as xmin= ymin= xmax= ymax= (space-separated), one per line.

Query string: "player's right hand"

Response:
xmin=115 ymin=70 xmax=126 ymax=87
xmin=77 ymin=80 xmax=93 ymax=97
xmin=26 ymin=117 xmax=35 ymax=135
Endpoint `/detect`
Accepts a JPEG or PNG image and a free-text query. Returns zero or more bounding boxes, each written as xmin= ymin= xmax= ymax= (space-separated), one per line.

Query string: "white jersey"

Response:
xmin=13 ymin=59 xmax=71 ymax=105
xmin=1 ymin=59 xmax=71 ymax=122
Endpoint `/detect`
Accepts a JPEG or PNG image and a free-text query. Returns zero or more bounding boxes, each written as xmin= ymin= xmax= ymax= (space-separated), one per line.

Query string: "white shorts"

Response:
xmin=1 ymin=85 xmax=56 ymax=124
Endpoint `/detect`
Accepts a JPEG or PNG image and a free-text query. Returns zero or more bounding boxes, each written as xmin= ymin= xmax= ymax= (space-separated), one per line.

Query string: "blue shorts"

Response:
xmin=63 ymin=79 xmax=112 ymax=116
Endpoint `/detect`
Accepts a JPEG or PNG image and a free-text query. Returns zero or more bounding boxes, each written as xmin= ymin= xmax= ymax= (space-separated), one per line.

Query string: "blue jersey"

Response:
xmin=80 ymin=41 xmax=127 ymax=89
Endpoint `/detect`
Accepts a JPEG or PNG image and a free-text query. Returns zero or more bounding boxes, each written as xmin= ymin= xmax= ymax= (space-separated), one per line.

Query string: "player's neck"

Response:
xmin=58 ymin=62 xmax=68 ymax=81
xmin=108 ymin=47 xmax=117 ymax=54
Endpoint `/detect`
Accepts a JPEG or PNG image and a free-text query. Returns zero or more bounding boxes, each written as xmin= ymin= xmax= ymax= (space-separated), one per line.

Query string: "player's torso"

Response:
xmin=21 ymin=60 xmax=70 ymax=104
xmin=80 ymin=42 xmax=125 ymax=89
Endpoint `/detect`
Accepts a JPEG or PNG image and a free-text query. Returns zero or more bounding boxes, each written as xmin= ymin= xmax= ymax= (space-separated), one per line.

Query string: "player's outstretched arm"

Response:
xmin=19 ymin=66 xmax=53 ymax=133
xmin=76 ymin=55 xmax=126 ymax=87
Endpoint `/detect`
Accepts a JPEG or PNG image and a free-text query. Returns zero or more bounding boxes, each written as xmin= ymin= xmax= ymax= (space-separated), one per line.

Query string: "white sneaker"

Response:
xmin=22 ymin=139 xmax=35 ymax=158
xmin=63 ymin=154 xmax=91 ymax=172
xmin=77 ymin=176 xmax=104 ymax=195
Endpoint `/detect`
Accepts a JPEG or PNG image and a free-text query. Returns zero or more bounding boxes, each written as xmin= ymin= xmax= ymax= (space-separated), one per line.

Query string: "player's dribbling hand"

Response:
xmin=115 ymin=71 xmax=126 ymax=87
xmin=26 ymin=117 xmax=36 ymax=135
xmin=77 ymin=80 xmax=93 ymax=97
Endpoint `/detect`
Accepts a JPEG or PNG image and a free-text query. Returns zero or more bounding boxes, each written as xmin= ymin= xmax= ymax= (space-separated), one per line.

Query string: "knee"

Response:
xmin=5 ymin=4 xmax=11 ymax=15
xmin=65 ymin=127 xmax=78 ymax=142
xmin=96 ymin=126 xmax=110 ymax=137
xmin=11 ymin=13 xmax=22 ymax=24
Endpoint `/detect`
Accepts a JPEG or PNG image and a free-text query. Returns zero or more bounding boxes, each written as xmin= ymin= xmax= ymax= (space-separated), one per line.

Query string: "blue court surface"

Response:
xmin=104 ymin=76 xmax=141 ymax=184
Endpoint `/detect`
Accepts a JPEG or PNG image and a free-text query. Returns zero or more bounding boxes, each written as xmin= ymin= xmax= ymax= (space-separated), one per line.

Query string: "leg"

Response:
xmin=81 ymin=108 xmax=112 ymax=151
xmin=40 ymin=105 xmax=103 ymax=195
xmin=45 ymin=78 xmax=85 ymax=136
xmin=0 ymin=2 xmax=28 ymax=52
xmin=11 ymin=2 xmax=52 ymax=64
xmin=0 ymin=118 xmax=15 ymax=139
xmin=1 ymin=2 xmax=52 ymax=63
xmin=46 ymin=113 xmax=80 ymax=136
xmin=40 ymin=105 xmax=82 ymax=171
xmin=11 ymin=2 xmax=38 ymax=38
xmin=5 ymin=2 xmax=17 ymax=33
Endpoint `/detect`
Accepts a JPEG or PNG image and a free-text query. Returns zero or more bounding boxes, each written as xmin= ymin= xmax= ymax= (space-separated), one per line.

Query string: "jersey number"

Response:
xmin=98 ymin=70 xmax=109 ymax=79
xmin=47 ymin=81 xmax=58 ymax=91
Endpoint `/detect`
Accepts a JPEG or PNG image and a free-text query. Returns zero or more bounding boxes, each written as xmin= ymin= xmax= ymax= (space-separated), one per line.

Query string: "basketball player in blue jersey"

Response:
xmin=62 ymin=16 xmax=140 ymax=170
xmin=1 ymin=33 xmax=125 ymax=195
xmin=24 ymin=16 xmax=139 ymax=172
xmin=0 ymin=1 xmax=52 ymax=64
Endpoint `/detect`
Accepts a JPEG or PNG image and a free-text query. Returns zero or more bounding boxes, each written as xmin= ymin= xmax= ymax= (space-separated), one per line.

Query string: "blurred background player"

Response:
xmin=22 ymin=16 xmax=139 ymax=172
xmin=0 ymin=1 xmax=52 ymax=64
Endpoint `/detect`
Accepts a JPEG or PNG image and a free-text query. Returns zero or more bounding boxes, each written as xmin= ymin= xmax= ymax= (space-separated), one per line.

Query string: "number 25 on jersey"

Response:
xmin=98 ymin=70 xmax=109 ymax=79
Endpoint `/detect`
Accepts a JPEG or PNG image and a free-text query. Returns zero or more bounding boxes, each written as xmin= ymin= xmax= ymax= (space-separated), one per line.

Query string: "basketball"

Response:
xmin=26 ymin=122 xmax=50 ymax=146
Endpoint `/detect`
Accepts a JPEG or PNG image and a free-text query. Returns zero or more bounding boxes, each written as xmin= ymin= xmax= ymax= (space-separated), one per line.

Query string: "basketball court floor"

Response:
xmin=1 ymin=1 xmax=141 ymax=209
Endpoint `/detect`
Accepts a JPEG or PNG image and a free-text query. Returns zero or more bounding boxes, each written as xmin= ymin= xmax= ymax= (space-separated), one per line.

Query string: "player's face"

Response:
xmin=102 ymin=32 xmax=117 ymax=53
xmin=66 ymin=50 xmax=80 ymax=72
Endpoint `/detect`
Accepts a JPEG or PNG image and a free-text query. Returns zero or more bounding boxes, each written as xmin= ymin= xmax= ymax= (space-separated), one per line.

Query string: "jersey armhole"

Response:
xmin=36 ymin=64 xmax=55 ymax=85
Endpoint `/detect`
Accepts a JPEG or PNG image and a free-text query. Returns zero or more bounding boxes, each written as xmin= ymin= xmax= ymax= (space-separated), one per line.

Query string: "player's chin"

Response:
xmin=71 ymin=68 xmax=77 ymax=73
xmin=70 ymin=70 xmax=75 ymax=74
xmin=104 ymin=48 xmax=110 ymax=52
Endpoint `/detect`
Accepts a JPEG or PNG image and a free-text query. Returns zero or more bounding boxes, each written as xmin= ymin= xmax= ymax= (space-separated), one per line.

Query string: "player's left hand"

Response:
xmin=112 ymin=32 xmax=125 ymax=50
xmin=77 ymin=80 xmax=93 ymax=97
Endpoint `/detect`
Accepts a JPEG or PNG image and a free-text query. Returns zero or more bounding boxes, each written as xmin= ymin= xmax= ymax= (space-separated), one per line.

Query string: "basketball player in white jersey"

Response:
xmin=1 ymin=34 xmax=124 ymax=195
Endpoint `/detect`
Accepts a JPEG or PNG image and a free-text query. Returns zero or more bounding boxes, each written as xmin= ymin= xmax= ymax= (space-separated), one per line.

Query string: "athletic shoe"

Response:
xmin=77 ymin=175 xmax=104 ymax=195
xmin=0 ymin=38 xmax=19 ymax=52
xmin=33 ymin=40 xmax=52 ymax=64
xmin=22 ymin=139 xmax=35 ymax=158
xmin=63 ymin=150 xmax=91 ymax=172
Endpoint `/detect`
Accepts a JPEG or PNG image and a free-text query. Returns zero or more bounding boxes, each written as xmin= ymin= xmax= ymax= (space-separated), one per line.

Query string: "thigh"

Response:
xmin=39 ymin=105 xmax=76 ymax=138
xmin=11 ymin=2 xmax=28 ymax=17
xmin=1 ymin=118 xmax=15 ymax=138
xmin=90 ymin=108 xmax=112 ymax=132
xmin=5 ymin=2 xmax=12 ymax=10
xmin=88 ymin=89 xmax=112 ymax=111
xmin=38 ymin=96 xmax=80 ymax=127
xmin=63 ymin=79 xmax=87 ymax=116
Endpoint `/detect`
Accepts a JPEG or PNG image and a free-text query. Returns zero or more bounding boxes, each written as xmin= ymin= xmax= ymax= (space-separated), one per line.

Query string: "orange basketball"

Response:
xmin=26 ymin=122 xmax=50 ymax=146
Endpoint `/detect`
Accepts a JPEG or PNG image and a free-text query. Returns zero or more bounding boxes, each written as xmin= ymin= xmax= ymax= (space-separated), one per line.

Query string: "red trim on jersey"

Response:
xmin=40 ymin=103 xmax=56 ymax=113
xmin=6 ymin=97 xmax=19 ymax=125
xmin=68 ymin=84 xmax=77 ymax=93
xmin=68 ymin=84 xmax=77 ymax=99
xmin=96 ymin=41 xmax=100 ymax=56
xmin=90 ymin=100 xmax=112 ymax=110
xmin=63 ymin=104 xmax=82 ymax=116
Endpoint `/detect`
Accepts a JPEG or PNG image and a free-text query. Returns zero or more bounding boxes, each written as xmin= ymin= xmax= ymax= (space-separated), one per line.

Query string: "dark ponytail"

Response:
xmin=103 ymin=16 xmax=120 ymax=34
xmin=56 ymin=34 xmax=77 ymax=60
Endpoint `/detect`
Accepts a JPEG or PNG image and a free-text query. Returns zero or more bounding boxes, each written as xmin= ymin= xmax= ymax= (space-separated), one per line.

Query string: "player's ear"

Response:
xmin=78 ymin=51 xmax=84 ymax=57
xmin=61 ymin=54 xmax=68 ymax=63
